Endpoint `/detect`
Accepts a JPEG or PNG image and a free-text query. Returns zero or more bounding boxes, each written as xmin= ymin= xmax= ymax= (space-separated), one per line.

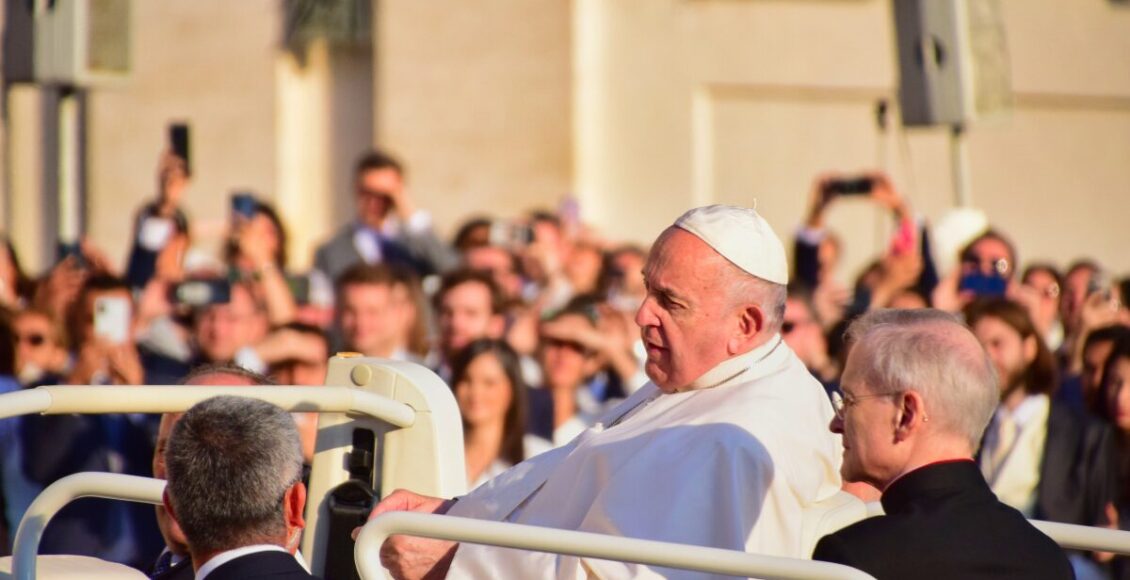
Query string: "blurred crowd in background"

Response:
xmin=0 ymin=145 xmax=1129 ymax=576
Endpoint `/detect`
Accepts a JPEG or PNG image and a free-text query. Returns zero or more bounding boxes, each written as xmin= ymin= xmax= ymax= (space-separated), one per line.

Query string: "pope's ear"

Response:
xmin=728 ymin=303 xmax=765 ymax=354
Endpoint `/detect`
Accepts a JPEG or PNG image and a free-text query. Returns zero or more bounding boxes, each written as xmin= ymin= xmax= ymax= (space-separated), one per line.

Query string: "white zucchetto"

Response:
xmin=674 ymin=205 xmax=789 ymax=285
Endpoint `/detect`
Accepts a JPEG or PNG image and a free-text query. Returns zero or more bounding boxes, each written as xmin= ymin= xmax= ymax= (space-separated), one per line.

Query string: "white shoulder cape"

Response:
xmin=445 ymin=338 xmax=842 ymax=579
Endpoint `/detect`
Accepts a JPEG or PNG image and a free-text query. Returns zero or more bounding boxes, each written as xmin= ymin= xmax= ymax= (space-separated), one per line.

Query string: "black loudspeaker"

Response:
xmin=893 ymin=0 xmax=1012 ymax=127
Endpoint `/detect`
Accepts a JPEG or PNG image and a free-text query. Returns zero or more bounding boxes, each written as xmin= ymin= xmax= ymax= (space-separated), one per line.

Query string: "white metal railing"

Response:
xmin=11 ymin=473 xmax=165 ymax=580
xmin=1032 ymin=520 xmax=1130 ymax=555
xmin=353 ymin=512 xmax=877 ymax=580
xmin=0 ymin=385 xmax=416 ymax=427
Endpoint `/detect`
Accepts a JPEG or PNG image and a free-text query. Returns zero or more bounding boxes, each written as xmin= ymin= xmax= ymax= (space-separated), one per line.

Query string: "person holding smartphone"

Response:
xmin=124 ymin=140 xmax=191 ymax=291
xmin=225 ymin=195 xmax=299 ymax=327
xmin=20 ymin=275 xmax=166 ymax=569
xmin=312 ymin=149 xmax=457 ymax=283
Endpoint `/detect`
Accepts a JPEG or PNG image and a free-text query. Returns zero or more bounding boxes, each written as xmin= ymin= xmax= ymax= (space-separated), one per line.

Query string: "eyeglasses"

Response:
xmin=830 ymin=390 xmax=896 ymax=421
xmin=17 ymin=333 xmax=46 ymax=347
xmin=357 ymin=187 xmax=394 ymax=199
xmin=961 ymin=255 xmax=1011 ymax=276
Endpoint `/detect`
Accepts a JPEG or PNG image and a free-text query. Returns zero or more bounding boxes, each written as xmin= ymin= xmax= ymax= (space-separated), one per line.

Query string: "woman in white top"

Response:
xmin=451 ymin=339 xmax=551 ymax=489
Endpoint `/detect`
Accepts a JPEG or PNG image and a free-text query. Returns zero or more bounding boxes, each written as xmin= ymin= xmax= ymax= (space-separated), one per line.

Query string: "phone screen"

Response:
xmin=231 ymin=193 xmax=257 ymax=220
xmin=169 ymin=123 xmax=191 ymax=171
xmin=94 ymin=296 xmax=131 ymax=345
xmin=959 ymin=273 xmax=1008 ymax=298
xmin=171 ymin=279 xmax=233 ymax=307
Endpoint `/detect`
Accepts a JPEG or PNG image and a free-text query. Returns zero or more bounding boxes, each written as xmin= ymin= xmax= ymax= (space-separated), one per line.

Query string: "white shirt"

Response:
xmin=446 ymin=337 xmax=842 ymax=579
xmin=196 ymin=545 xmax=288 ymax=580
xmin=980 ymin=394 xmax=1051 ymax=516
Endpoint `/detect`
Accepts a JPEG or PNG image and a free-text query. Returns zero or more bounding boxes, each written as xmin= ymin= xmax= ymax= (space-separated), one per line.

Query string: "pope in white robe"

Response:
xmin=370 ymin=205 xmax=843 ymax=579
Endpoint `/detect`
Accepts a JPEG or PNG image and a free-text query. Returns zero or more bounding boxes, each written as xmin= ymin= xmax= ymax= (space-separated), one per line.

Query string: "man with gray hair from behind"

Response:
xmin=812 ymin=309 xmax=1072 ymax=579
xmin=163 ymin=396 xmax=319 ymax=580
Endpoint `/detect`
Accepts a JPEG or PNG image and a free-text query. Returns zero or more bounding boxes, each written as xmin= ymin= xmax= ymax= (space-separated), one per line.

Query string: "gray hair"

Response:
xmin=712 ymin=252 xmax=786 ymax=334
xmin=651 ymin=225 xmax=786 ymax=334
xmin=845 ymin=309 xmax=999 ymax=449
xmin=165 ymin=396 xmax=303 ymax=555
xmin=178 ymin=363 xmax=278 ymax=386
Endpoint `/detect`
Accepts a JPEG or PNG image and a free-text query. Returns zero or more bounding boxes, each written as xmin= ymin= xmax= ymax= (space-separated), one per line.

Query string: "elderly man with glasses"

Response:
xmin=813 ymin=308 xmax=1072 ymax=580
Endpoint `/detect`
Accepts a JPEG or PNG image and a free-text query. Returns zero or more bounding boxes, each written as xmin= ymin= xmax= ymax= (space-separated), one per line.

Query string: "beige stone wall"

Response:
xmin=85 ymin=0 xmax=284 ymax=268
xmin=373 ymin=0 xmax=574 ymax=239
xmin=575 ymin=0 xmax=1130 ymax=280
xmin=22 ymin=0 xmax=1130 ymax=280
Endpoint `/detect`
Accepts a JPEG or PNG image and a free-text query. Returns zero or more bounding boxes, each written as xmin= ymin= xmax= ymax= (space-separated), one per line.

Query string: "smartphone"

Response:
xmin=94 ymin=296 xmax=131 ymax=345
xmin=1087 ymin=270 xmax=1111 ymax=301
xmin=231 ymin=192 xmax=257 ymax=220
xmin=286 ymin=274 xmax=311 ymax=305
xmin=56 ymin=241 xmax=87 ymax=269
xmin=171 ymin=279 xmax=232 ymax=308
xmin=959 ymin=272 xmax=1008 ymax=298
xmin=169 ymin=123 xmax=191 ymax=173
xmin=824 ymin=177 xmax=873 ymax=197
xmin=488 ymin=221 xmax=534 ymax=247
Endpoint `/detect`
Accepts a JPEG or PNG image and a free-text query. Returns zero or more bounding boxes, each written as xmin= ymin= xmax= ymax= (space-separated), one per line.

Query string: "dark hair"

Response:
xmin=254 ymin=202 xmax=289 ymax=269
xmin=1100 ymin=336 xmax=1130 ymax=421
xmin=960 ymin=228 xmax=1018 ymax=278
xmin=1065 ymin=259 xmax=1100 ymax=279
xmin=434 ymin=268 xmax=504 ymax=316
xmin=354 ymin=149 xmax=404 ymax=181
xmin=389 ymin=266 xmax=429 ymax=357
xmin=452 ymin=217 xmax=493 ymax=252
xmin=1098 ymin=336 xmax=1130 ymax=505
xmin=0 ymin=307 xmax=15 ymax=376
xmin=1022 ymin=263 xmax=1062 ymax=288
xmin=1084 ymin=325 xmax=1130 ymax=355
xmin=528 ymin=210 xmax=561 ymax=230
xmin=224 ymin=198 xmax=289 ymax=270
xmin=449 ymin=339 xmax=527 ymax=467
xmin=179 ymin=363 xmax=278 ymax=386
xmin=336 ymin=263 xmax=397 ymax=295
xmin=1 ymin=237 xmax=33 ymax=303
xmin=964 ymin=298 xmax=1058 ymax=396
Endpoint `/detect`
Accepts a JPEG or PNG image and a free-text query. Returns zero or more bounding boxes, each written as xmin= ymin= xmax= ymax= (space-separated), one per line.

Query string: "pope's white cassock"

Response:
xmin=445 ymin=333 xmax=842 ymax=579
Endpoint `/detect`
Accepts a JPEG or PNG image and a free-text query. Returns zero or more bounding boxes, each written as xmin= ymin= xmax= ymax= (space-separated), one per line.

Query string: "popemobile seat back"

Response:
xmin=302 ymin=355 xmax=466 ymax=578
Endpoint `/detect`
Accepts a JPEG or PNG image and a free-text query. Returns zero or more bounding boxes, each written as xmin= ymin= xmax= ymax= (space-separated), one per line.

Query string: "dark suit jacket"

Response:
xmin=813 ymin=460 xmax=1073 ymax=580
xmin=1036 ymin=402 xmax=1118 ymax=527
xmin=203 ymin=550 xmax=320 ymax=580
xmin=313 ymin=223 xmax=453 ymax=283
xmin=150 ymin=553 xmax=194 ymax=580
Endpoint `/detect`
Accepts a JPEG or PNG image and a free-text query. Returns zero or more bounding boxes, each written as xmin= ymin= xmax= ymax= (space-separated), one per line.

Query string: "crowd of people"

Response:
xmin=0 ymin=146 xmax=1128 ymax=578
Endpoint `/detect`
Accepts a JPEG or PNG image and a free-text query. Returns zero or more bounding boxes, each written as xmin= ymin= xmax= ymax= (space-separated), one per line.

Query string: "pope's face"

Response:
xmin=635 ymin=228 xmax=737 ymax=392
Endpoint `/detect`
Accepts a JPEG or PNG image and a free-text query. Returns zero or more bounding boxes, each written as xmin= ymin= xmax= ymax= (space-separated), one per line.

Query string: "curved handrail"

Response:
xmin=12 ymin=473 xmax=166 ymax=580
xmin=1031 ymin=520 xmax=1130 ymax=555
xmin=353 ymin=512 xmax=876 ymax=580
xmin=0 ymin=385 xmax=416 ymax=427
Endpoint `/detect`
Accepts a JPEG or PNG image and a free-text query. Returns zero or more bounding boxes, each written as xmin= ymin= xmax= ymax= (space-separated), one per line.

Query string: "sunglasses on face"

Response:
xmin=782 ymin=321 xmax=796 ymax=334
xmin=357 ymin=188 xmax=394 ymax=199
xmin=961 ymin=255 xmax=1011 ymax=276
xmin=18 ymin=333 xmax=45 ymax=347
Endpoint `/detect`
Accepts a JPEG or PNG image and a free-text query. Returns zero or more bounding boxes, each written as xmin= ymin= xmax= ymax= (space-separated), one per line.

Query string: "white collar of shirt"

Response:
xmin=994 ymin=393 xmax=1049 ymax=430
xmin=682 ymin=334 xmax=782 ymax=391
xmin=352 ymin=225 xmax=383 ymax=264
xmin=196 ymin=545 xmax=288 ymax=580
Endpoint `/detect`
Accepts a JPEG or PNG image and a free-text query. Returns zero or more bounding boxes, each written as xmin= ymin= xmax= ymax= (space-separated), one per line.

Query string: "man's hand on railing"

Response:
xmin=354 ymin=489 xmax=458 ymax=580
